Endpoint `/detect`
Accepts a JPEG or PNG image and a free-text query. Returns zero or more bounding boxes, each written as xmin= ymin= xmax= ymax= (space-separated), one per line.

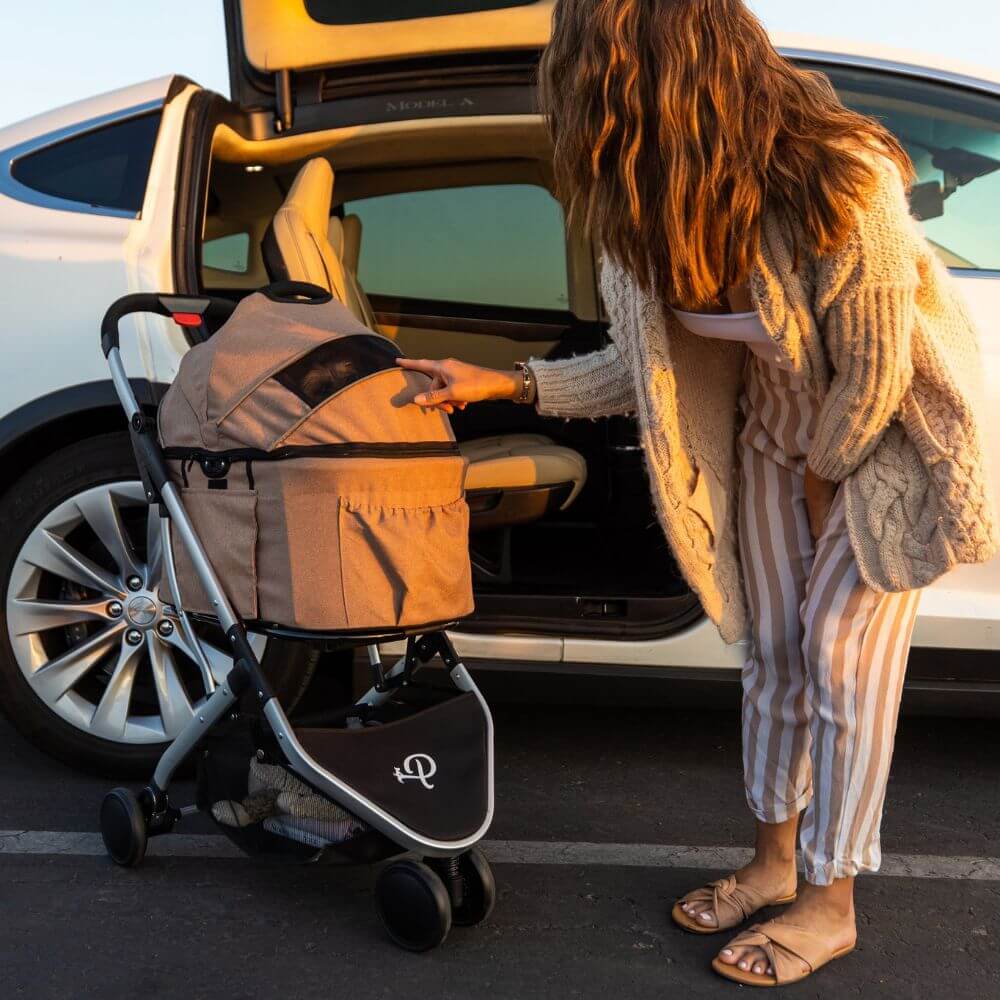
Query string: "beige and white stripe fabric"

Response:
xmin=738 ymin=356 xmax=920 ymax=886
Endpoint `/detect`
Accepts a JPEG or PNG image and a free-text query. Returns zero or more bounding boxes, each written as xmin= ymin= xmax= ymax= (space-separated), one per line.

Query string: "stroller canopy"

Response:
xmin=161 ymin=288 xmax=455 ymax=454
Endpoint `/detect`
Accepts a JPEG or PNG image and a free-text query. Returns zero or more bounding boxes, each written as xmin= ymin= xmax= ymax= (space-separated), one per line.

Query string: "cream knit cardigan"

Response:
xmin=530 ymin=159 xmax=998 ymax=643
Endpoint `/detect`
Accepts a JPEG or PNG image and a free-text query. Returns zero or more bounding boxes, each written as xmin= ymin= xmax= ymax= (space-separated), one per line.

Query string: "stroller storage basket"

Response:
xmin=157 ymin=288 xmax=474 ymax=631
xmin=200 ymin=684 xmax=488 ymax=856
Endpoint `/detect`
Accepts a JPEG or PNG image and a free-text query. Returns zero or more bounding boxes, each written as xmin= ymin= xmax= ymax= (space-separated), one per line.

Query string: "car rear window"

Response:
xmin=826 ymin=66 xmax=1000 ymax=271
xmin=304 ymin=1 xmax=537 ymax=25
xmin=11 ymin=111 xmax=161 ymax=215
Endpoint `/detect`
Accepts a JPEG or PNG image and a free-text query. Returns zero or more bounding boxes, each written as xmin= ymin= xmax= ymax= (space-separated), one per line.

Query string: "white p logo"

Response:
xmin=393 ymin=753 xmax=437 ymax=790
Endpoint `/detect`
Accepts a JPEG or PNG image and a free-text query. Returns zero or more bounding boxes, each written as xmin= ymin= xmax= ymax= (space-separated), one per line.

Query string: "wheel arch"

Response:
xmin=0 ymin=380 xmax=167 ymax=498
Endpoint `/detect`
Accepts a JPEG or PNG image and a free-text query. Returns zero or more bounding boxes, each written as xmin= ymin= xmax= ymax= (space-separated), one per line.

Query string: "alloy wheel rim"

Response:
xmin=6 ymin=481 xmax=261 ymax=745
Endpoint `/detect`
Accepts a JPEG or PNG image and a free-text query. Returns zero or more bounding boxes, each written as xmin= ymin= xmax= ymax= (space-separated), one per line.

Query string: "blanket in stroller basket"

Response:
xmin=157 ymin=288 xmax=474 ymax=631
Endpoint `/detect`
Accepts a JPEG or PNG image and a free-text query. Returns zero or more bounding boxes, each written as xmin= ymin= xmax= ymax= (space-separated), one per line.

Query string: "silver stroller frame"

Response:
xmin=98 ymin=293 xmax=495 ymax=866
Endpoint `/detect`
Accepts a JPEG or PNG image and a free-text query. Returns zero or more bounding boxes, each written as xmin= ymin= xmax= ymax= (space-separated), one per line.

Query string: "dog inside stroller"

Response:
xmin=97 ymin=281 xmax=495 ymax=951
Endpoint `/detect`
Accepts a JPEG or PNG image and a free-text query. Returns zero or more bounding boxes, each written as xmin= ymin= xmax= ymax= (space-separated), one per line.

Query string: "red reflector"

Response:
xmin=172 ymin=312 xmax=203 ymax=327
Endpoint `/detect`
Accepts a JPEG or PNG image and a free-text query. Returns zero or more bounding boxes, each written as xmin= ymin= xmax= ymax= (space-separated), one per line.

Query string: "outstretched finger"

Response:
xmin=396 ymin=357 xmax=439 ymax=376
xmin=414 ymin=387 xmax=453 ymax=407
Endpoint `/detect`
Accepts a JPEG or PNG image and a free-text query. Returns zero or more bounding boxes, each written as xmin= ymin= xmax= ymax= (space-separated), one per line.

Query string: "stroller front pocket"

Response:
xmin=171 ymin=487 xmax=259 ymax=619
xmin=338 ymin=496 xmax=473 ymax=630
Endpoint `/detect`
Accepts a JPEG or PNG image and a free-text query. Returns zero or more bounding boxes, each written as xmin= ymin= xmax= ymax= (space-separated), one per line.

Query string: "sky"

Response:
xmin=0 ymin=1 xmax=997 ymax=130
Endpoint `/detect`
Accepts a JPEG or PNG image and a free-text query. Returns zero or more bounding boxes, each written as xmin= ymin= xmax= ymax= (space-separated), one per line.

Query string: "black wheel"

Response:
xmin=375 ymin=859 xmax=452 ymax=951
xmin=0 ymin=433 xmax=319 ymax=776
xmin=450 ymin=848 xmax=497 ymax=927
xmin=100 ymin=787 xmax=148 ymax=867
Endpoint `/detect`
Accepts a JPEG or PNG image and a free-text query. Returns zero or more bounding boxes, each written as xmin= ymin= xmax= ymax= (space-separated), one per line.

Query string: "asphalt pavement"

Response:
xmin=1 ymin=672 xmax=999 ymax=1000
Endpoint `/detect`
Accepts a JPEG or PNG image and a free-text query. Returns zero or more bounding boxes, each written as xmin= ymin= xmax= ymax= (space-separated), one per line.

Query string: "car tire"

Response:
xmin=0 ymin=433 xmax=318 ymax=776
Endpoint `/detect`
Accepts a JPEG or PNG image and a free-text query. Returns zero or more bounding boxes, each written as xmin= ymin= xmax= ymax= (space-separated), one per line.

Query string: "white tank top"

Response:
xmin=671 ymin=308 xmax=770 ymax=346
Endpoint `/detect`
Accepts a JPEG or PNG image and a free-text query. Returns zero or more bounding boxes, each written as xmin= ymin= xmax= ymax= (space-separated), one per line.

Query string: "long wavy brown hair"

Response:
xmin=538 ymin=0 xmax=913 ymax=309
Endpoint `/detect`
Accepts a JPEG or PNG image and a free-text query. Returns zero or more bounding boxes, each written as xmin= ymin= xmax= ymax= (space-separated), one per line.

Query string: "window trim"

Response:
xmin=0 ymin=98 xmax=164 ymax=220
xmin=790 ymin=51 xmax=1000 ymax=101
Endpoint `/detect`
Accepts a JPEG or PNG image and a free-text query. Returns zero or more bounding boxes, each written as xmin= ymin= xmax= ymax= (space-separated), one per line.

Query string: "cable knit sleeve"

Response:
xmin=529 ymin=338 xmax=635 ymax=418
xmin=526 ymin=257 xmax=637 ymax=418
xmin=806 ymin=156 xmax=921 ymax=481
xmin=806 ymin=282 xmax=916 ymax=481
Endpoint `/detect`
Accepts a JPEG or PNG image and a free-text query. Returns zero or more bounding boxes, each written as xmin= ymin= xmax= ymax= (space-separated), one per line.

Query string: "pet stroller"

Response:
xmin=98 ymin=282 xmax=495 ymax=951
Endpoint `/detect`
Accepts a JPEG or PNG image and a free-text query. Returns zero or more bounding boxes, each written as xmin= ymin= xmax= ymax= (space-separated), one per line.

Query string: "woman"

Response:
xmin=398 ymin=0 xmax=997 ymax=987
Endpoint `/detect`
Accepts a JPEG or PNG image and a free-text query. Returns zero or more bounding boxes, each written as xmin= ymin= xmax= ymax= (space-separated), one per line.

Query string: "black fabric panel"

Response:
xmin=273 ymin=334 xmax=403 ymax=407
xmin=296 ymin=692 xmax=489 ymax=842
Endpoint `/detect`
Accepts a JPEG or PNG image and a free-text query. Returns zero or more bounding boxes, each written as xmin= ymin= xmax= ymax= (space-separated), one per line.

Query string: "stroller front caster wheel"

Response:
xmin=375 ymin=860 xmax=452 ymax=951
xmin=449 ymin=848 xmax=496 ymax=927
xmin=100 ymin=788 xmax=148 ymax=867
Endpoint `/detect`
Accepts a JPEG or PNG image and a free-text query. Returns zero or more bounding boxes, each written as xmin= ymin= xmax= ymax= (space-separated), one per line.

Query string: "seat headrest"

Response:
xmin=283 ymin=158 xmax=334 ymax=237
xmin=328 ymin=215 xmax=345 ymax=259
xmin=263 ymin=157 xmax=339 ymax=292
xmin=342 ymin=214 xmax=363 ymax=276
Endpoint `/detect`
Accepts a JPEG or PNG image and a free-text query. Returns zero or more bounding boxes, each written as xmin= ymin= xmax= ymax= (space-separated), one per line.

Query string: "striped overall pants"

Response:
xmin=738 ymin=354 xmax=920 ymax=886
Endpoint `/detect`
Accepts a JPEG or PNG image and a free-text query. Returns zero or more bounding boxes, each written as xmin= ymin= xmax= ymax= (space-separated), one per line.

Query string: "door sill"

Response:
xmin=457 ymin=591 xmax=703 ymax=641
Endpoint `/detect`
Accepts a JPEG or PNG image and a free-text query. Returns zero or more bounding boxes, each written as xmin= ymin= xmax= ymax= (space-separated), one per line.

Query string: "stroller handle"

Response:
xmin=100 ymin=292 xmax=237 ymax=357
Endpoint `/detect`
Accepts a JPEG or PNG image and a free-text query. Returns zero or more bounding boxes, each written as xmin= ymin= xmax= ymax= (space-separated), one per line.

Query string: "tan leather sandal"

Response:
xmin=671 ymin=875 xmax=797 ymax=934
xmin=711 ymin=919 xmax=856 ymax=986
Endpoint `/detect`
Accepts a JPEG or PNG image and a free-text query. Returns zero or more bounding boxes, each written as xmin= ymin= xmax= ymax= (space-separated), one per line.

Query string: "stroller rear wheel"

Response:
xmin=374 ymin=859 xmax=452 ymax=951
xmin=100 ymin=787 xmax=147 ymax=867
xmin=448 ymin=848 xmax=496 ymax=927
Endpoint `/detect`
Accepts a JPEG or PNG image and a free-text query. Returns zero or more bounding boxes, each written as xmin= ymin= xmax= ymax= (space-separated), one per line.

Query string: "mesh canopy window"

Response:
xmin=274 ymin=335 xmax=403 ymax=408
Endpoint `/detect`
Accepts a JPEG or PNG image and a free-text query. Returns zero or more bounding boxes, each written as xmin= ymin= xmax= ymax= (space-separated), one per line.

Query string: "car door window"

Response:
xmin=203 ymin=232 xmax=251 ymax=274
xmin=10 ymin=111 xmax=162 ymax=215
xmin=344 ymin=183 xmax=570 ymax=311
xmin=827 ymin=66 xmax=1000 ymax=270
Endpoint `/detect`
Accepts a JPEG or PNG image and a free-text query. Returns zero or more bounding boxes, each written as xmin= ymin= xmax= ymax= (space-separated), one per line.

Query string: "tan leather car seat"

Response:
xmin=263 ymin=158 xmax=587 ymax=535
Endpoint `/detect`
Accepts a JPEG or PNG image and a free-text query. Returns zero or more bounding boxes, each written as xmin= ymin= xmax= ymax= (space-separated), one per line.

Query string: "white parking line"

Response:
xmin=1 ymin=830 xmax=999 ymax=879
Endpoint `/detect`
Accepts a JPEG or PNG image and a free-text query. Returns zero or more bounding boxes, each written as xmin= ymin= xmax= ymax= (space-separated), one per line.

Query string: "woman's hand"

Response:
xmin=804 ymin=465 xmax=837 ymax=542
xmin=396 ymin=357 xmax=522 ymax=413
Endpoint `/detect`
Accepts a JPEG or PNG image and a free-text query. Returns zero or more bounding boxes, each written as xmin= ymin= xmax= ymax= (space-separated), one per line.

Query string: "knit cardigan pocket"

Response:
xmin=807 ymin=281 xmax=916 ymax=482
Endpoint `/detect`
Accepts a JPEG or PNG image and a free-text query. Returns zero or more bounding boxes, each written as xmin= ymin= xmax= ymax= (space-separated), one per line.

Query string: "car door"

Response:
xmin=223 ymin=0 xmax=554 ymax=131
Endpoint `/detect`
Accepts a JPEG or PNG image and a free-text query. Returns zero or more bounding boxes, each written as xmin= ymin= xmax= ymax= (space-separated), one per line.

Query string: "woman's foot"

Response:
xmin=678 ymin=855 xmax=798 ymax=929
xmin=715 ymin=879 xmax=857 ymax=978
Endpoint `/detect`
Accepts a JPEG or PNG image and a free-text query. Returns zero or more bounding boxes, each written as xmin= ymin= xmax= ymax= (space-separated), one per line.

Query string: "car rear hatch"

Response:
xmin=223 ymin=0 xmax=554 ymax=131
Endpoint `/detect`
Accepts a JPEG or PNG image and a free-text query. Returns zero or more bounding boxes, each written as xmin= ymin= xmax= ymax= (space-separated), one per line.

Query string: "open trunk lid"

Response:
xmin=224 ymin=0 xmax=553 ymax=127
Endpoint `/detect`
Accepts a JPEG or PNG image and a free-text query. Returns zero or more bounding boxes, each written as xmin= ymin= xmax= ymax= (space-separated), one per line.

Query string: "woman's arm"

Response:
xmin=807 ymin=159 xmax=919 ymax=482
xmin=528 ymin=338 xmax=636 ymax=418
xmin=396 ymin=339 xmax=636 ymax=420
xmin=396 ymin=357 xmax=522 ymax=413
xmin=806 ymin=281 xmax=916 ymax=482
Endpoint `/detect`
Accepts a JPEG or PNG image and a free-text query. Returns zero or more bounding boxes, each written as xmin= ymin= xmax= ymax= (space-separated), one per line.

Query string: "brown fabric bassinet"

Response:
xmin=157 ymin=286 xmax=473 ymax=632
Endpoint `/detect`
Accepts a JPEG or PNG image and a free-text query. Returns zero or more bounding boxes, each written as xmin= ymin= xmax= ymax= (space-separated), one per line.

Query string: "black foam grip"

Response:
xmin=101 ymin=294 xmax=170 ymax=356
xmin=100 ymin=293 xmax=237 ymax=355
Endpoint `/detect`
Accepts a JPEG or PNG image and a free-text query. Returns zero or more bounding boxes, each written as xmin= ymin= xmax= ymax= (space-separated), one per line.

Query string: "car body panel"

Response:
xmin=0 ymin=78 xmax=195 ymax=426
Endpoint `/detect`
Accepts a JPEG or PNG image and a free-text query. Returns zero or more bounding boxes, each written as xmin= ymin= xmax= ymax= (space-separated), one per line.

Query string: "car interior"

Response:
xmin=191 ymin=116 xmax=701 ymax=639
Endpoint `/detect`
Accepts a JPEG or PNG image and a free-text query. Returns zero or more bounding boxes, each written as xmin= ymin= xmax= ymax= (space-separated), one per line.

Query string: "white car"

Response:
xmin=0 ymin=1 xmax=997 ymax=772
